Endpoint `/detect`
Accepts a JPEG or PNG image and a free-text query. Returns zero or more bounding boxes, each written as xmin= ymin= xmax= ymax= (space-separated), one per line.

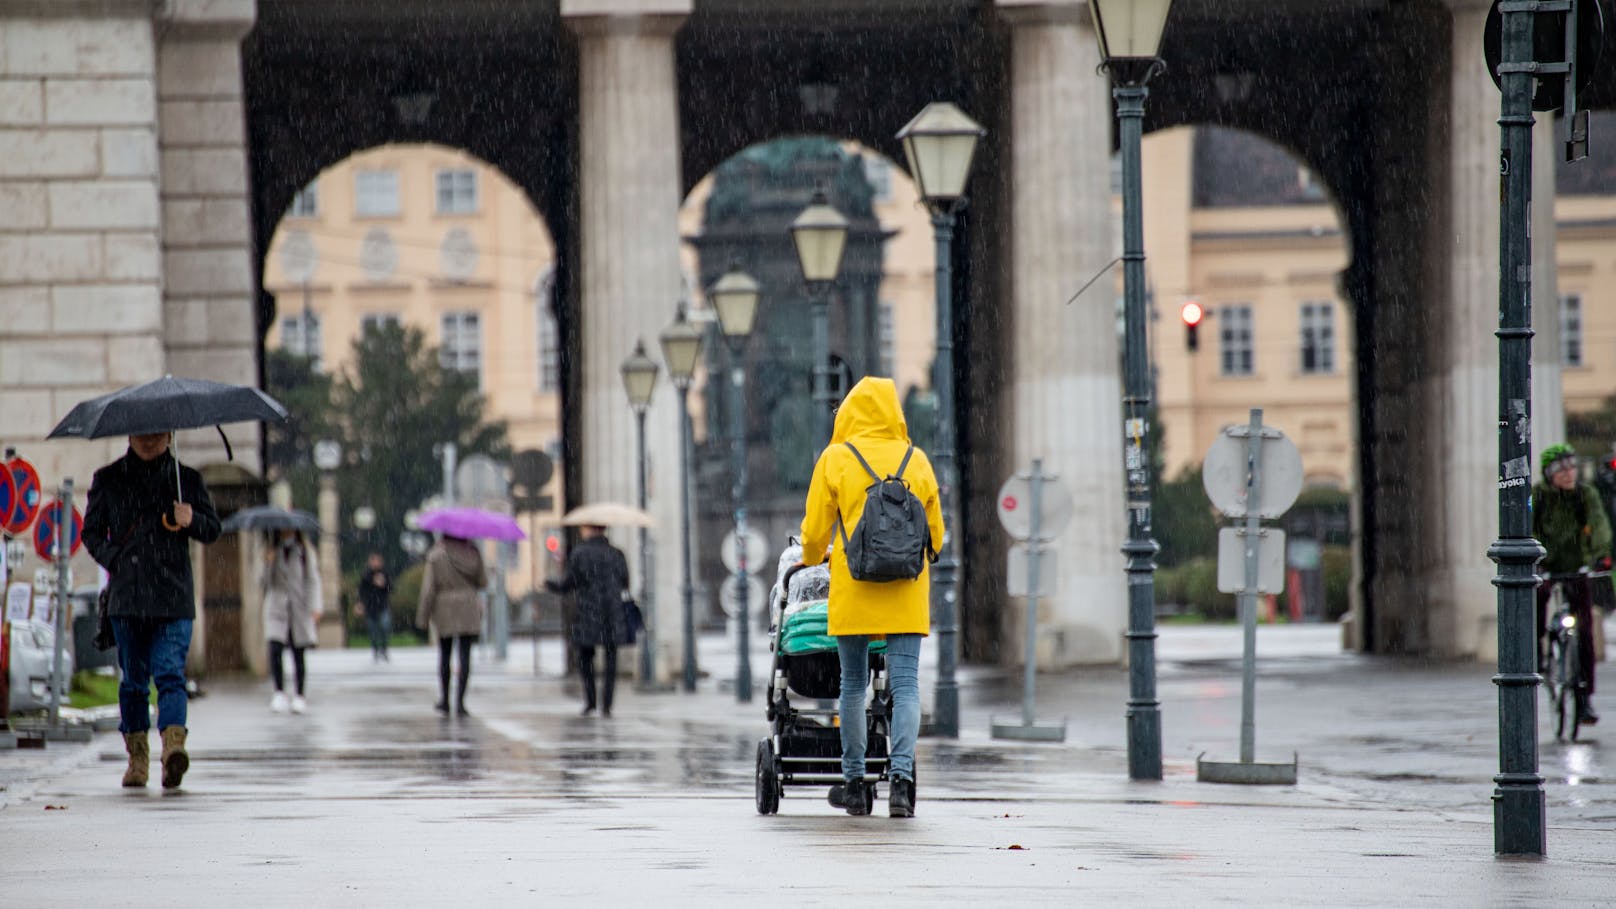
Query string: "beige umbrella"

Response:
xmin=561 ymin=502 xmax=655 ymax=528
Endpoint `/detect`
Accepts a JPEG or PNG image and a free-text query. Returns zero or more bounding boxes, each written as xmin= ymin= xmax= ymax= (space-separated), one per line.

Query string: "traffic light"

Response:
xmin=1181 ymin=301 xmax=1204 ymax=351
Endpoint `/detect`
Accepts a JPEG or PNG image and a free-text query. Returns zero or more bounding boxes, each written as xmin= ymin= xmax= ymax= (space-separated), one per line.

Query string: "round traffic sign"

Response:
xmin=721 ymin=528 xmax=768 ymax=575
xmin=3 ymin=457 xmax=42 ymax=535
xmin=33 ymin=499 xmax=83 ymax=562
xmin=718 ymin=575 xmax=767 ymax=619
xmin=996 ymin=471 xmax=1072 ymax=542
xmin=1201 ymin=425 xmax=1304 ymax=519
xmin=0 ymin=468 xmax=15 ymax=535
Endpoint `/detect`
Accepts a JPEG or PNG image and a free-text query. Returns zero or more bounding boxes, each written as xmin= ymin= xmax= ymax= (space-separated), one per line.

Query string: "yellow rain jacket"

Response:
xmin=799 ymin=377 xmax=945 ymax=637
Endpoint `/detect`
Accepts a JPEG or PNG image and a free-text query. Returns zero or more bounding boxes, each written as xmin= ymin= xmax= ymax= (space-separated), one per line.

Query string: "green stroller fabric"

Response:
xmin=780 ymin=601 xmax=889 ymax=656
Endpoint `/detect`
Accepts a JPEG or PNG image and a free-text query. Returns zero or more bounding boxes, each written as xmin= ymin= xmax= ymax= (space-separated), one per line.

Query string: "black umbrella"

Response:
xmin=221 ymin=505 xmax=321 ymax=538
xmin=48 ymin=375 xmax=290 ymax=503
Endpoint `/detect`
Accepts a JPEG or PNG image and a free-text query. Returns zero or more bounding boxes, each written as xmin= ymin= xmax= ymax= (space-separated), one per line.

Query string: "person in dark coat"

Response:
xmin=546 ymin=525 xmax=629 ymax=716
xmin=357 ymin=551 xmax=392 ymax=662
xmin=83 ymin=431 xmax=221 ymax=789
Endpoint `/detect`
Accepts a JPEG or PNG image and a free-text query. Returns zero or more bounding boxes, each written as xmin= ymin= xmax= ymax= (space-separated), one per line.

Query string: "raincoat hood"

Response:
xmin=440 ymin=538 xmax=485 ymax=582
xmin=832 ymin=377 xmax=909 ymax=445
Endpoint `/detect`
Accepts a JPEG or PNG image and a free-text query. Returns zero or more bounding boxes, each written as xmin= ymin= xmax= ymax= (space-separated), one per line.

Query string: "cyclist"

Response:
xmin=1533 ymin=442 xmax=1611 ymax=726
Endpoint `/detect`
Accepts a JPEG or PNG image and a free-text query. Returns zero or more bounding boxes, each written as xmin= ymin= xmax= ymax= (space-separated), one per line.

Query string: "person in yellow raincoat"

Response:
xmin=799 ymin=376 xmax=944 ymax=818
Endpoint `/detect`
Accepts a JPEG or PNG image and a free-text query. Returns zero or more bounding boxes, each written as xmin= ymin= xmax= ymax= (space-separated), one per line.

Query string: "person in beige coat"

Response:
xmin=416 ymin=535 xmax=487 ymax=716
xmin=262 ymin=530 xmax=323 ymax=714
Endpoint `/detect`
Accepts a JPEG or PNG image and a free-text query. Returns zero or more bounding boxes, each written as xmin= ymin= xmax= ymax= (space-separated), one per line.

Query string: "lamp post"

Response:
xmin=1488 ymin=1 xmax=1548 ymax=856
xmin=1091 ymin=0 xmax=1172 ymax=781
xmin=897 ymin=101 xmax=984 ymax=739
xmin=313 ymin=438 xmax=344 ymax=649
xmin=710 ymin=267 xmax=761 ymax=702
xmin=620 ymin=340 xmax=661 ymax=688
xmin=790 ymin=192 xmax=850 ymax=450
xmin=659 ymin=305 xmax=705 ymax=692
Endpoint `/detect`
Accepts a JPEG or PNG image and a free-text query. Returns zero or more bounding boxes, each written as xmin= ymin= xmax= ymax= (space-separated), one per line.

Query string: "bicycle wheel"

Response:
xmin=1565 ymin=627 xmax=1583 ymax=743
xmin=1549 ymin=631 xmax=1570 ymax=740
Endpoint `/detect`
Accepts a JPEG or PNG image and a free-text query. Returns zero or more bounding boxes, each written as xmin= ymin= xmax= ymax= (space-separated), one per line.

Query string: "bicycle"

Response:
xmin=1539 ymin=571 xmax=1605 ymax=742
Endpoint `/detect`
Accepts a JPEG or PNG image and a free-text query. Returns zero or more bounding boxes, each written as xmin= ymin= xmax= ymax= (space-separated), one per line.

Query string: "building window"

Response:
xmin=1219 ymin=305 xmax=1254 ymax=376
xmin=355 ymin=169 xmax=399 ymax=217
xmin=1299 ymin=301 xmax=1335 ymax=374
xmin=436 ymin=169 xmax=478 ymax=215
xmin=878 ymin=300 xmax=896 ymax=377
xmin=536 ymin=309 xmax=560 ymax=393
xmin=1561 ymin=294 xmax=1583 ymax=367
xmin=280 ymin=311 xmax=322 ymax=371
xmin=440 ymin=311 xmax=481 ymax=380
xmin=360 ymin=313 xmax=400 ymax=337
xmin=288 ymin=182 xmax=318 ymax=218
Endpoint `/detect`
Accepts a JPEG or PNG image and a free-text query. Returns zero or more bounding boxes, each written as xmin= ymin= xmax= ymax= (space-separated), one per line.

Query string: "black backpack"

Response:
xmin=836 ymin=442 xmax=932 ymax=582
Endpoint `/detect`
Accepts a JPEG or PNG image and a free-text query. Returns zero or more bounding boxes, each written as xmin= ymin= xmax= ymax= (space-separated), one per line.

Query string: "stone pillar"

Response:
xmin=156 ymin=0 xmax=261 ymax=474
xmin=1425 ymin=1 xmax=1505 ymax=657
xmin=0 ymin=3 xmax=165 ymax=587
xmin=1001 ymin=1 xmax=1127 ymax=666
xmin=566 ymin=1 xmax=690 ymax=682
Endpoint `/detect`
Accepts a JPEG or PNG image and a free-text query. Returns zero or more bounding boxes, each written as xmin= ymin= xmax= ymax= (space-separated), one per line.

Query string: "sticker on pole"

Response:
xmin=996 ymin=474 xmax=1072 ymax=542
xmin=33 ymin=499 xmax=83 ymax=563
xmin=3 ymin=457 xmax=42 ymax=535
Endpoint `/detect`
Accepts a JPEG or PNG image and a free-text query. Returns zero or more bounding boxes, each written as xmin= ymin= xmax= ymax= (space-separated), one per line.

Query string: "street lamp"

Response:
xmin=659 ymin=304 xmax=704 ymax=693
xmin=710 ymin=267 xmax=761 ymax=702
xmin=1092 ymin=0 xmax=1172 ymax=781
xmin=789 ymin=191 xmax=849 ymax=449
xmin=313 ymin=438 xmax=344 ymax=648
xmin=896 ymin=100 xmax=984 ymax=739
xmin=620 ymin=339 xmax=661 ymax=688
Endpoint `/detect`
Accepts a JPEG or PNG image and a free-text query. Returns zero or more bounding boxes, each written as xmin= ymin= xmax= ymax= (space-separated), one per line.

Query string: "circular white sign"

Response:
xmin=721 ymin=528 xmax=768 ymax=575
xmin=1202 ymin=426 xmax=1304 ymax=519
xmin=719 ymin=575 xmax=767 ymax=618
xmin=996 ymin=472 xmax=1073 ymax=542
xmin=455 ymin=454 xmax=509 ymax=506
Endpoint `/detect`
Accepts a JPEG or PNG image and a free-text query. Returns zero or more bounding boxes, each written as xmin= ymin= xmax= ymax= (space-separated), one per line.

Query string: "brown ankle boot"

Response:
xmin=159 ymin=726 xmax=189 ymax=789
xmin=122 ymin=732 xmax=149 ymax=787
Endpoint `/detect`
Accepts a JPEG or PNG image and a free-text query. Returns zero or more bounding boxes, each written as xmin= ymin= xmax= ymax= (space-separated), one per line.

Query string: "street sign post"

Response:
xmin=1199 ymin=409 xmax=1298 ymax=785
xmin=992 ymin=460 xmax=1067 ymax=743
xmin=719 ymin=528 xmax=767 ymax=576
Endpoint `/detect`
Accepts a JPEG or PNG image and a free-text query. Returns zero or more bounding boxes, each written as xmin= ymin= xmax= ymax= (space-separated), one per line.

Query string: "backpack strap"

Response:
xmin=844 ymin=442 xmax=881 ymax=482
xmin=894 ymin=446 xmax=914 ymax=481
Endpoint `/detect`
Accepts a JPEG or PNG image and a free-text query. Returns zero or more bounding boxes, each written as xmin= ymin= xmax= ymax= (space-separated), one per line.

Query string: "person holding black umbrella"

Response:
xmin=83 ymin=431 xmax=221 ymax=789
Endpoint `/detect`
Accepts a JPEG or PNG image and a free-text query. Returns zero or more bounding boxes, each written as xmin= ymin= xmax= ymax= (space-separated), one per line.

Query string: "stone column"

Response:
xmin=1000 ymin=1 xmax=1127 ymax=666
xmin=566 ymin=1 xmax=690 ymax=682
xmin=0 ymin=3 xmax=165 ymax=588
xmin=156 ymin=0 xmax=261 ymax=474
xmin=1425 ymin=1 xmax=1506 ymax=657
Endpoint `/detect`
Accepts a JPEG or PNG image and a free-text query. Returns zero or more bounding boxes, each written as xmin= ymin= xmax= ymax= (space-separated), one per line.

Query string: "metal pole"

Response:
xmin=812 ymin=288 xmax=832 ymax=451
xmin=48 ymin=480 xmax=72 ymax=731
xmin=1022 ymin=461 xmax=1044 ymax=727
xmin=930 ymin=208 xmax=961 ymax=739
xmin=1239 ymin=409 xmax=1263 ymax=765
xmin=678 ymin=384 xmax=697 ymax=692
xmin=531 ymin=511 xmax=540 ymax=677
xmin=635 ymin=407 xmax=658 ymax=687
xmin=1117 ymin=82 xmax=1163 ymax=781
xmin=441 ymin=442 xmax=457 ymax=504
xmin=1489 ymin=0 xmax=1547 ymax=857
xmin=732 ymin=351 xmax=752 ymax=702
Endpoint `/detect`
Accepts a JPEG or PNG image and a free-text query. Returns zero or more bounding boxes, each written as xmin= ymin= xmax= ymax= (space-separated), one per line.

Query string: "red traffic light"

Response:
xmin=1180 ymin=301 xmax=1204 ymax=326
xmin=545 ymin=534 xmax=560 ymax=553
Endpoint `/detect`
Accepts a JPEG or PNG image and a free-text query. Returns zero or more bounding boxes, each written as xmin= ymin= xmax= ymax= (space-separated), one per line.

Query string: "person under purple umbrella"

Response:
xmin=415 ymin=534 xmax=487 ymax=717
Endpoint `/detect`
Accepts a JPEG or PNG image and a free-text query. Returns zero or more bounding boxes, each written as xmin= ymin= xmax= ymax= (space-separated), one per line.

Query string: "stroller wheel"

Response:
xmin=755 ymin=738 xmax=780 ymax=815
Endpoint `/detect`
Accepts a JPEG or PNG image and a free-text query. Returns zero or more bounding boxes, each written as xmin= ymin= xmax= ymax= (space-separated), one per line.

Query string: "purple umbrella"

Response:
xmin=415 ymin=506 xmax=527 ymax=542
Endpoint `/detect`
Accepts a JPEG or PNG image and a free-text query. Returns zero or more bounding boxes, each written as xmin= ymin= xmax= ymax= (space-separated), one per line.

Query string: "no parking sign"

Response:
xmin=33 ymin=499 xmax=82 ymax=562
xmin=2 ymin=457 xmax=41 ymax=535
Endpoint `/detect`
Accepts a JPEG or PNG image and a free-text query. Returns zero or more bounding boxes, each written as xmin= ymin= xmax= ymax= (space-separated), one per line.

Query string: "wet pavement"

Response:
xmin=3 ymin=623 xmax=1615 ymax=905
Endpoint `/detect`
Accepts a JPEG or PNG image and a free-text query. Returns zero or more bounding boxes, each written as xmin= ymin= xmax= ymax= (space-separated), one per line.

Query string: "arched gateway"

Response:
xmin=4 ymin=0 xmax=1607 ymax=672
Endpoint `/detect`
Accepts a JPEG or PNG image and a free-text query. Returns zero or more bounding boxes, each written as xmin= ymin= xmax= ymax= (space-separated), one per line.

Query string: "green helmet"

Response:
xmin=1542 ymin=442 xmax=1577 ymax=479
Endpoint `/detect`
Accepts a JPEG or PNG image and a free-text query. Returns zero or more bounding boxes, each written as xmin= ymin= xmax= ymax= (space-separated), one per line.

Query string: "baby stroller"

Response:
xmin=754 ymin=540 xmax=891 ymax=815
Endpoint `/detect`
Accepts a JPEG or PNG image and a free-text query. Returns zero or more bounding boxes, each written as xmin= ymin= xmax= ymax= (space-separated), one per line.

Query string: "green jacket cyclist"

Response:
xmin=1533 ymin=442 xmax=1611 ymax=726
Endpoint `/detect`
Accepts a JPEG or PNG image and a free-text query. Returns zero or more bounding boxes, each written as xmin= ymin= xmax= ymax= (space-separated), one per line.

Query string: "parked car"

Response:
xmin=8 ymin=619 xmax=73 ymax=715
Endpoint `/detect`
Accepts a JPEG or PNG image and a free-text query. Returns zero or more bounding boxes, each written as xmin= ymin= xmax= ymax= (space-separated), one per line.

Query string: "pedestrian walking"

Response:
xmin=357 ymin=551 xmax=393 ymax=662
xmin=546 ymin=525 xmax=629 ymax=717
xmin=83 ymin=431 xmax=221 ymax=789
xmin=416 ymin=535 xmax=487 ymax=716
xmin=1534 ymin=443 xmax=1612 ymax=726
xmin=261 ymin=529 xmax=322 ymax=714
xmin=798 ymin=377 xmax=943 ymax=818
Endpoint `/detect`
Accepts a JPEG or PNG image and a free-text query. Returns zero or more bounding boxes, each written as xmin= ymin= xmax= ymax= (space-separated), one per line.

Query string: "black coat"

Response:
xmin=546 ymin=536 xmax=629 ymax=647
xmin=83 ymin=449 xmax=221 ymax=620
xmin=358 ymin=568 xmax=392 ymax=614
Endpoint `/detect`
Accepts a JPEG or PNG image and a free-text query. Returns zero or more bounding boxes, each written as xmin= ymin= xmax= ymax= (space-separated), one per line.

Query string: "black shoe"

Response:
xmin=830 ymin=780 xmax=870 ymax=816
xmin=581 ymin=705 xmax=596 ymax=717
xmin=433 ymin=701 xmax=450 ymax=715
xmin=889 ymin=778 xmax=915 ymax=818
xmin=601 ymin=708 xmax=612 ymax=718
xmin=1579 ymin=699 xmax=1600 ymax=725
xmin=456 ymin=703 xmax=471 ymax=717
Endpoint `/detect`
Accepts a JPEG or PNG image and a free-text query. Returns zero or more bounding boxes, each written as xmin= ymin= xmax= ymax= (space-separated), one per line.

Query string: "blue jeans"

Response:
xmin=366 ymin=609 xmax=392 ymax=655
xmin=838 ymin=633 xmax=922 ymax=784
xmin=112 ymin=618 xmax=192 ymax=734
